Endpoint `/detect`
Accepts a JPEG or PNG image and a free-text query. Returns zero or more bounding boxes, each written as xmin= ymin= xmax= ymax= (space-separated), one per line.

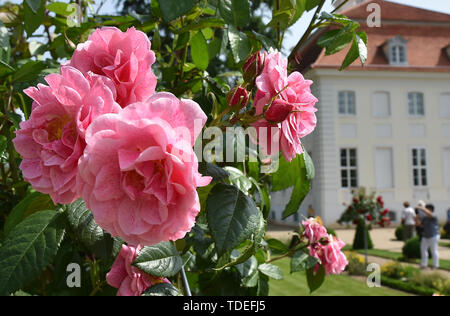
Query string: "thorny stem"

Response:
xmin=265 ymin=240 xmax=309 ymax=264
xmin=180 ymin=266 xmax=192 ymax=296
xmin=2 ymin=85 xmax=20 ymax=185
xmin=288 ymin=0 xmax=326 ymax=62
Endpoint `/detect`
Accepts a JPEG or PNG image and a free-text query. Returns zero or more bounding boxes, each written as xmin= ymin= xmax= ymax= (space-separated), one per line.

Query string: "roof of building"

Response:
xmin=292 ymin=0 xmax=450 ymax=73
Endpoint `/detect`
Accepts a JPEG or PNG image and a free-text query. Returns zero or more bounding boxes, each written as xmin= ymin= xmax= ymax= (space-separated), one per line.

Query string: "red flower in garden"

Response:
xmin=366 ymin=214 xmax=373 ymax=221
xmin=353 ymin=198 xmax=359 ymax=204
xmin=381 ymin=209 xmax=389 ymax=216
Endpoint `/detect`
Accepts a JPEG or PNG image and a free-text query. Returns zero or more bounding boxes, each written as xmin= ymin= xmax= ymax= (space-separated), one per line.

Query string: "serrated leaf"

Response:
xmin=12 ymin=61 xmax=46 ymax=83
xmin=291 ymin=250 xmax=318 ymax=273
xmin=190 ymin=31 xmax=209 ymax=71
xmin=258 ymin=263 xmax=283 ymax=280
xmin=133 ymin=242 xmax=182 ymax=278
xmin=159 ymin=0 xmax=196 ymax=22
xmin=266 ymin=239 xmax=289 ymax=253
xmin=141 ymin=283 xmax=182 ymax=296
xmin=0 ymin=210 xmax=66 ymax=296
xmin=235 ymin=255 xmax=258 ymax=287
xmin=4 ymin=192 xmax=55 ymax=237
xmin=272 ymin=154 xmax=300 ymax=191
xmin=228 ymin=25 xmax=251 ymax=64
xmin=306 ymin=265 xmax=325 ymax=293
xmin=199 ymin=162 xmax=229 ymax=182
xmin=65 ymin=199 xmax=114 ymax=262
xmin=282 ymin=153 xmax=311 ymax=219
xmin=219 ymin=0 xmax=250 ymax=27
xmin=223 ymin=166 xmax=252 ymax=194
xmin=175 ymin=17 xmax=225 ymax=34
xmin=26 ymin=0 xmax=42 ymax=13
xmin=24 ymin=0 xmax=45 ymax=36
xmin=206 ymin=183 xmax=260 ymax=255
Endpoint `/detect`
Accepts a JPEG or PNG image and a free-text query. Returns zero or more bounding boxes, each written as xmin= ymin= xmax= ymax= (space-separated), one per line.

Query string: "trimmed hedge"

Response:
xmin=353 ymin=220 xmax=373 ymax=250
xmin=380 ymin=276 xmax=436 ymax=296
xmin=395 ymin=226 xmax=404 ymax=241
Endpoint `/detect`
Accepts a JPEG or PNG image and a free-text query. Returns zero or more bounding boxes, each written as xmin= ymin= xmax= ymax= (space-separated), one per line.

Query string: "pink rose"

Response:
xmin=251 ymin=52 xmax=318 ymax=162
xmin=309 ymin=235 xmax=348 ymax=275
xmin=106 ymin=244 xmax=169 ymax=296
xmin=77 ymin=92 xmax=211 ymax=245
xmin=302 ymin=218 xmax=328 ymax=244
xmin=13 ymin=66 xmax=120 ymax=204
xmin=67 ymin=27 xmax=157 ymax=107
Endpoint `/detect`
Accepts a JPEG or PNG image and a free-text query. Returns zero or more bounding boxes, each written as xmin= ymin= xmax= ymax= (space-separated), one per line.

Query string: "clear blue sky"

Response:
xmin=283 ymin=0 xmax=450 ymax=54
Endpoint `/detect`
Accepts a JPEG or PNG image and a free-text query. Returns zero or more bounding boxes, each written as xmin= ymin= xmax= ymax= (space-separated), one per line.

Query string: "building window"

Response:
xmin=384 ymin=36 xmax=408 ymax=66
xmin=440 ymin=93 xmax=450 ymax=118
xmin=412 ymin=148 xmax=428 ymax=187
xmin=408 ymin=92 xmax=425 ymax=116
xmin=372 ymin=91 xmax=391 ymax=117
xmin=340 ymin=148 xmax=358 ymax=188
xmin=338 ymin=91 xmax=356 ymax=115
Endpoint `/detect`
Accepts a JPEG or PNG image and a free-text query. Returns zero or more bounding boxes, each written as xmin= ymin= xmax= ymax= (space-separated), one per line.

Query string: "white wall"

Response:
xmin=272 ymin=69 xmax=450 ymax=225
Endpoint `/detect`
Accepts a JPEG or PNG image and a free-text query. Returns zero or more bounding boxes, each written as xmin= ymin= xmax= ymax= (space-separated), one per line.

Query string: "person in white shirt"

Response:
xmin=401 ymin=201 xmax=416 ymax=241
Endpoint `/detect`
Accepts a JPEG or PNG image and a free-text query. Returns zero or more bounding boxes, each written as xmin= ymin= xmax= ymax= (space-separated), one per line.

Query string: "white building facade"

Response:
xmin=270 ymin=0 xmax=450 ymax=225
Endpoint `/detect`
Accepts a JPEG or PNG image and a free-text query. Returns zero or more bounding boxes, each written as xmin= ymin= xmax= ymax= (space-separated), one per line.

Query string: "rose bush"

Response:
xmin=0 ymin=0 xmax=368 ymax=297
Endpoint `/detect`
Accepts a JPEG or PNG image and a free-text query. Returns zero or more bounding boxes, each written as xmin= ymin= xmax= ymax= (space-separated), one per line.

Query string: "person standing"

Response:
xmin=401 ymin=201 xmax=416 ymax=241
xmin=416 ymin=204 xmax=440 ymax=269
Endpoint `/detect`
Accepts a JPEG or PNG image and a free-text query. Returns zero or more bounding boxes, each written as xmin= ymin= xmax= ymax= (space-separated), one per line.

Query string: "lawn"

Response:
xmin=353 ymin=248 xmax=450 ymax=271
xmin=269 ymin=258 xmax=410 ymax=296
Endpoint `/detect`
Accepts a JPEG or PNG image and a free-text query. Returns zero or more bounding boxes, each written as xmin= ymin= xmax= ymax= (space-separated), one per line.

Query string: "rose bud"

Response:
xmin=226 ymin=86 xmax=249 ymax=108
xmin=367 ymin=214 xmax=373 ymax=221
xmin=264 ymin=98 xmax=293 ymax=123
xmin=353 ymin=198 xmax=358 ymax=204
xmin=382 ymin=209 xmax=389 ymax=215
xmin=243 ymin=52 xmax=264 ymax=84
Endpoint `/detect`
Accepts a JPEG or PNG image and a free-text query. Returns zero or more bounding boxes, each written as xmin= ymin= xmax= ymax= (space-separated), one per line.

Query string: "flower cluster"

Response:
xmin=338 ymin=187 xmax=391 ymax=226
xmin=224 ymin=51 xmax=318 ymax=162
xmin=14 ymin=27 xmax=211 ymax=248
xmin=302 ymin=217 xmax=348 ymax=275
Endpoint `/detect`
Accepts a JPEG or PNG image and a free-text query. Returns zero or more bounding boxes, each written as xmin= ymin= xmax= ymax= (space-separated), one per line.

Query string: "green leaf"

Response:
xmin=223 ymin=166 xmax=252 ymax=194
xmin=159 ymin=0 xmax=196 ymax=22
xmin=340 ymin=35 xmax=359 ymax=70
xmin=12 ymin=61 xmax=46 ymax=83
xmin=26 ymin=0 xmax=42 ymax=13
xmin=291 ymin=250 xmax=318 ymax=273
xmin=65 ymin=199 xmax=115 ymax=262
xmin=282 ymin=154 xmax=311 ymax=219
xmin=0 ymin=60 xmax=14 ymax=78
xmin=272 ymin=154 xmax=300 ymax=191
xmin=266 ymin=239 xmax=289 ymax=253
xmin=133 ymin=242 xmax=183 ymax=277
xmin=175 ymin=17 xmax=226 ymax=34
xmin=339 ymin=32 xmax=367 ymax=71
xmin=4 ymin=192 xmax=54 ymax=237
xmin=235 ymin=255 xmax=258 ymax=287
xmin=252 ymin=31 xmax=277 ymax=51
xmin=206 ymin=183 xmax=260 ymax=255
xmin=190 ymin=31 xmax=209 ymax=71
xmin=258 ymin=263 xmax=283 ymax=280
xmin=141 ymin=283 xmax=182 ymax=296
xmin=0 ymin=135 xmax=6 ymax=156
xmin=0 ymin=210 xmax=66 ymax=296
xmin=219 ymin=0 xmax=250 ymax=27
xmin=228 ymin=25 xmax=251 ymax=64
xmin=306 ymin=265 xmax=325 ymax=293
xmin=24 ymin=0 xmax=45 ymax=36
xmin=305 ymin=0 xmax=321 ymax=11
xmin=198 ymin=162 xmax=229 ymax=182
xmin=46 ymin=2 xmax=70 ymax=16
xmin=303 ymin=147 xmax=315 ymax=180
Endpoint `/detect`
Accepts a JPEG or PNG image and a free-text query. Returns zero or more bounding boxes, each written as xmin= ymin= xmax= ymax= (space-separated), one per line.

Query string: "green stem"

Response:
xmin=265 ymin=241 xmax=309 ymax=264
xmin=288 ymin=0 xmax=326 ymax=62
xmin=2 ymin=86 xmax=20 ymax=185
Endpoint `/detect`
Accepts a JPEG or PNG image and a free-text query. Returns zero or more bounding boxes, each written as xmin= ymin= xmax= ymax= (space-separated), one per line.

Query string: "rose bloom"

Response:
xmin=106 ymin=244 xmax=169 ymax=296
xmin=310 ymin=235 xmax=348 ymax=275
xmin=13 ymin=66 xmax=120 ymax=204
xmin=67 ymin=27 xmax=156 ymax=107
xmin=251 ymin=51 xmax=318 ymax=162
xmin=77 ymin=92 xmax=211 ymax=245
xmin=302 ymin=217 xmax=328 ymax=244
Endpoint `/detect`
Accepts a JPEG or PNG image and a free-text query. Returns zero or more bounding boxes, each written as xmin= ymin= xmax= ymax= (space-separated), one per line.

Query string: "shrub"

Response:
xmin=345 ymin=252 xmax=366 ymax=276
xmin=352 ymin=220 xmax=373 ymax=250
xmin=402 ymin=237 xmax=421 ymax=259
xmin=410 ymin=272 xmax=447 ymax=291
xmin=380 ymin=276 xmax=435 ymax=296
xmin=433 ymin=278 xmax=450 ymax=296
xmin=395 ymin=226 xmax=404 ymax=241
xmin=381 ymin=262 xmax=419 ymax=280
